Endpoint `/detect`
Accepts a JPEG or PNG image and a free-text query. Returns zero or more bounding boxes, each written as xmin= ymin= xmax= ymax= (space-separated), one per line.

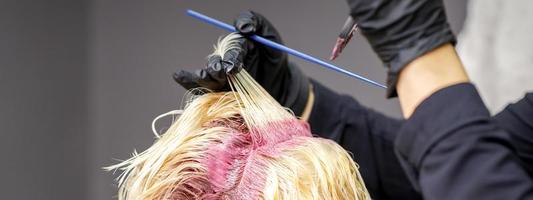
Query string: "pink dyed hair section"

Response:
xmin=203 ymin=118 xmax=312 ymax=199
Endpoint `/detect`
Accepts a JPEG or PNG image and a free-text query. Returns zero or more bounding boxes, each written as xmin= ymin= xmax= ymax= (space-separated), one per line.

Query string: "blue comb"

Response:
xmin=186 ymin=9 xmax=386 ymax=89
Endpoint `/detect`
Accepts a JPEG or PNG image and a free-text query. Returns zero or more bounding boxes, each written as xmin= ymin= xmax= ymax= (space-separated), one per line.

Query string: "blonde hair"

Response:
xmin=105 ymin=33 xmax=370 ymax=200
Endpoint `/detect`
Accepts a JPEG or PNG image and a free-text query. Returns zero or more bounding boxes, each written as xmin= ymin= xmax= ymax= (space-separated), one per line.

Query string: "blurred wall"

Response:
xmin=1 ymin=0 xmax=466 ymax=199
xmin=0 ymin=0 xmax=88 ymax=199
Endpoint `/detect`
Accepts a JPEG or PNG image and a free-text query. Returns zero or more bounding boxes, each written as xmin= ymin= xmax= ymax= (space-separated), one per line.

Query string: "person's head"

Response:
xmin=106 ymin=33 xmax=370 ymax=200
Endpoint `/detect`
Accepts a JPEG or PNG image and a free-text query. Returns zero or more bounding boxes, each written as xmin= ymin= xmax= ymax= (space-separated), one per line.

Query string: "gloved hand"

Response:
xmin=174 ymin=11 xmax=310 ymax=116
xmin=346 ymin=0 xmax=456 ymax=97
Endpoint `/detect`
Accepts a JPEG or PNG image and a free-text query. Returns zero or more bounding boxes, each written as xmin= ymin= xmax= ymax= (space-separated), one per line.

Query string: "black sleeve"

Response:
xmin=395 ymin=83 xmax=533 ymax=199
xmin=493 ymin=93 xmax=533 ymax=176
xmin=308 ymin=80 xmax=422 ymax=200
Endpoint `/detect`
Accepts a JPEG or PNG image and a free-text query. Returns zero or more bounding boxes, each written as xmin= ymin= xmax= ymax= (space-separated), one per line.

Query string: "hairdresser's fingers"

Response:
xmin=234 ymin=11 xmax=258 ymax=36
xmin=234 ymin=11 xmax=283 ymax=44
xmin=221 ymin=46 xmax=247 ymax=74
xmin=233 ymin=11 xmax=285 ymax=74
xmin=195 ymin=68 xmax=228 ymax=90
xmin=206 ymin=55 xmax=230 ymax=81
xmin=173 ymin=69 xmax=201 ymax=90
xmin=174 ymin=68 xmax=228 ymax=91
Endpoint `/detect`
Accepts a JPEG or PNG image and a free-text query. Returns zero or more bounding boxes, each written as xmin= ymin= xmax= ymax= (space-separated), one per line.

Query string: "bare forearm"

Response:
xmin=397 ymin=44 xmax=470 ymax=118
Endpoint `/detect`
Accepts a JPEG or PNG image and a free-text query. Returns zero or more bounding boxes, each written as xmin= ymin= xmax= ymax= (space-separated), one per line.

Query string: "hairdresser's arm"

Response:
xmin=393 ymin=44 xmax=533 ymax=199
xmin=493 ymin=93 xmax=533 ymax=175
xmin=307 ymin=81 xmax=422 ymax=200
xmin=342 ymin=0 xmax=533 ymax=197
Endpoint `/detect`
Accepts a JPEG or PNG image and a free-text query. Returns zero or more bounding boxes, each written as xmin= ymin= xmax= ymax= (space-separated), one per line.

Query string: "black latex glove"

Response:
xmin=346 ymin=0 xmax=456 ymax=97
xmin=174 ymin=11 xmax=309 ymax=116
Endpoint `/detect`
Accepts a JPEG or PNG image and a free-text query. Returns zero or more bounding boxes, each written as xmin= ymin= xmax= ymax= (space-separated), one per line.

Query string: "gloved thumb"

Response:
xmin=234 ymin=11 xmax=259 ymax=36
xmin=173 ymin=69 xmax=202 ymax=90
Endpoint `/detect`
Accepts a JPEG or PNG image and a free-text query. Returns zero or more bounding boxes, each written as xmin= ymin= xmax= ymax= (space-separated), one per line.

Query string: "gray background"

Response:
xmin=0 ymin=0 xmax=466 ymax=199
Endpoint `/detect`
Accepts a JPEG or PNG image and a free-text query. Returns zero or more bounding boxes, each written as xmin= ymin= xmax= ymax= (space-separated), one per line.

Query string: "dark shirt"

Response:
xmin=395 ymin=83 xmax=533 ymax=199
xmin=494 ymin=92 xmax=533 ymax=176
xmin=309 ymin=81 xmax=533 ymax=199
xmin=309 ymin=80 xmax=421 ymax=199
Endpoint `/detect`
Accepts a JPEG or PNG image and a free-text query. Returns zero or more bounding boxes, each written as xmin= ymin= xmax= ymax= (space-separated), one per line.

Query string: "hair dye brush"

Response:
xmin=105 ymin=33 xmax=370 ymax=200
xmin=330 ymin=16 xmax=358 ymax=60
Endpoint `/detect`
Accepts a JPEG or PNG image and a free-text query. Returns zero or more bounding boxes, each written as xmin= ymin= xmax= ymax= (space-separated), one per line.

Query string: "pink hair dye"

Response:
xmin=203 ymin=118 xmax=312 ymax=199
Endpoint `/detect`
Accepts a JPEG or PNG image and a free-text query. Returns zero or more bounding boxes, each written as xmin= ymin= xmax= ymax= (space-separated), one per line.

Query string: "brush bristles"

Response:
xmin=105 ymin=33 xmax=371 ymax=200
